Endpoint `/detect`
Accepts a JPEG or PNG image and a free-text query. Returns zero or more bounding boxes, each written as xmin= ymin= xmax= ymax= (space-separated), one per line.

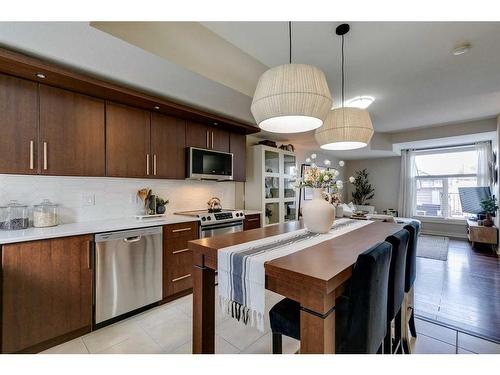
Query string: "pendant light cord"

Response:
xmin=289 ymin=21 xmax=292 ymax=64
xmin=341 ymin=34 xmax=345 ymax=108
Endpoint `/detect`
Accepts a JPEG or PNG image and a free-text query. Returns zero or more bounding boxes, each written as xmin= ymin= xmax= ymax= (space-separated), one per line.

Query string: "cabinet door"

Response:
xmin=1 ymin=235 xmax=93 ymax=353
xmin=0 ymin=74 xmax=38 ymax=174
xmin=151 ymin=113 xmax=186 ymax=179
xmin=211 ymin=127 xmax=230 ymax=152
xmin=230 ymin=132 xmax=246 ymax=181
xmin=244 ymin=214 xmax=261 ymax=230
xmin=163 ymin=222 xmax=199 ymax=298
xmin=106 ymin=102 xmax=151 ymax=178
xmin=39 ymin=85 xmax=105 ymax=176
xmin=186 ymin=121 xmax=209 ymax=149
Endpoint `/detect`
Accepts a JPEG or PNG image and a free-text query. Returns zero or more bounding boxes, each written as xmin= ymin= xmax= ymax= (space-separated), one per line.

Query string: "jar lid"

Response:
xmin=34 ymin=199 xmax=58 ymax=208
xmin=5 ymin=200 xmax=28 ymax=208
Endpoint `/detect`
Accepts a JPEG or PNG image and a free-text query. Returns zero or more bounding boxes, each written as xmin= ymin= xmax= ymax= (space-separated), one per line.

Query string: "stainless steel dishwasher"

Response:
xmin=94 ymin=226 xmax=162 ymax=324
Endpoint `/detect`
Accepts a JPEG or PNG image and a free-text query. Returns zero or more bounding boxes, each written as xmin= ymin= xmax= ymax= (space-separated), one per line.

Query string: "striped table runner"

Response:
xmin=218 ymin=218 xmax=373 ymax=331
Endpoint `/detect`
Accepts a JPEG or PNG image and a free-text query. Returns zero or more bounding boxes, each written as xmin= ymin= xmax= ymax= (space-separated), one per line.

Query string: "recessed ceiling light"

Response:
xmin=452 ymin=43 xmax=471 ymax=56
xmin=153 ymin=105 xmax=160 ymax=110
xmin=345 ymin=96 xmax=375 ymax=109
xmin=35 ymin=73 xmax=46 ymax=79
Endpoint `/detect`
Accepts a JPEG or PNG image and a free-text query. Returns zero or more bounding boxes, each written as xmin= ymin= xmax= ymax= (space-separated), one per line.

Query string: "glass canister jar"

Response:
xmin=33 ymin=199 xmax=59 ymax=228
xmin=0 ymin=200 xmax=30 ymax=230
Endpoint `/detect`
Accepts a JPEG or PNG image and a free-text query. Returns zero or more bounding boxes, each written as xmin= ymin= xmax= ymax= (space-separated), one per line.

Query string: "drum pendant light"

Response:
xmin=251 ymin=22 xmax=332 ymax=133
xmin=315 ymin=24 xmax=374 ymax=150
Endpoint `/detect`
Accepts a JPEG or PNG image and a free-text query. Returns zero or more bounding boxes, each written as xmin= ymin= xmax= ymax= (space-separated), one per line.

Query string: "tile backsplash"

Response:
xmin=0 ymin=175 xmax=236 ymax=224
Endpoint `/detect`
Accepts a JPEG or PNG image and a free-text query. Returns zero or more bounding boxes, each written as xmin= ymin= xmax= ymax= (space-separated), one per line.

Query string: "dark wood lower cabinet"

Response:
xmin=244 ymin=213 xmax=261 ymax=231
xmin=1 ymin=235 xmax=93 ymax=353
xmin=163 ymin=222 xmax=199 ymax=298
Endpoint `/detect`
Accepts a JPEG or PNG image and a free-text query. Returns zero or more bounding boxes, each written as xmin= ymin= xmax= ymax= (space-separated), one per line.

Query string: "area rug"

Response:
xmin=417 ymin=235 xmax=450 ymax=261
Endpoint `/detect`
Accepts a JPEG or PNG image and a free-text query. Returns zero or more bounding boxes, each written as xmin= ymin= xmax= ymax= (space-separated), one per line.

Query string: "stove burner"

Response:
xmin=207 ymin=208 xmax=222 ymax=213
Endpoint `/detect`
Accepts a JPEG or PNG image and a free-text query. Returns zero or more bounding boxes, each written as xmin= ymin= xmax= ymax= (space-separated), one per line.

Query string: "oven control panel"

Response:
xmin=199 ymin=210 xmax=245 ymax=225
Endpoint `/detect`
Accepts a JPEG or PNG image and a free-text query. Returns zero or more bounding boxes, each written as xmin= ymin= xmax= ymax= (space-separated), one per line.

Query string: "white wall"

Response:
xmin=0 ymin=175 xmax=236 ymax=224
xmin=346 ymin=157 xmax=401 ymax=212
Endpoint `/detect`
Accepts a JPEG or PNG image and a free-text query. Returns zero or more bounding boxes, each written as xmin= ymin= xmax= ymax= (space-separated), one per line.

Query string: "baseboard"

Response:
xmin=420 ymin=229 xmax=468 ymax=239
xmin=8 ymin=326 xmax=91 ymax=354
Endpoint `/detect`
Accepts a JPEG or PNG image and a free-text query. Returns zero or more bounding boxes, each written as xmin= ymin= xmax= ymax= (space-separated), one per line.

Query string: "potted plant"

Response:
xmin=351 ymin=169 xmax=375 ymax=212
xmin=155 ymin=197 xmax=169 ymax=215
xmin=296 ymin=155 xmax=354 ymax=233
xmin=480 ymin=196 xmax=498 ymax=227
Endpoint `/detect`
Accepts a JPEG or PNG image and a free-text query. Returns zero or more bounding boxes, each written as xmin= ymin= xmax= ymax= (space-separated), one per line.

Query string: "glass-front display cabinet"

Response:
xmin=246 ymin=145 xmax=298 ymax=227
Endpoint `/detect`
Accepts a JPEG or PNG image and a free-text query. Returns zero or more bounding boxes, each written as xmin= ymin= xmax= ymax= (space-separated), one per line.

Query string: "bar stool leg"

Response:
xmin=272 ymin=332 xmax=283 ymax=354
xmin=401 ymin=294 xmax=412 ymax=354
xmin=395 ymin=308 xmax=403 ymax=354
xmin=383 ymin=320 xmax=392 ymax=354
xmin=408 ymin=287 xmax=417 ymax=338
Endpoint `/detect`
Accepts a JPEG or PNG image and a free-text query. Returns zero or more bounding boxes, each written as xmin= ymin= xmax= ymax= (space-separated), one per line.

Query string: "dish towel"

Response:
xmin=217 ymin=218 xmax=372 ymax=331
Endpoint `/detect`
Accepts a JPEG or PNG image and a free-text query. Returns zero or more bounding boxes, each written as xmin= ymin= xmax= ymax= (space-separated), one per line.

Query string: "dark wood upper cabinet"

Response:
xmin=230 ymin=133 xmax=246 ymax=182
xmin=39 ymin=85 xmax=105 ymax=176
xmin=151 ymin=113 xmax=186 ymax=179
xmin=186 ymin=121 xmax=210 ymax=149
xmin=211 ymin=127 xmax=230 ymax=153
xmin=0 ymin=74 xmax=38 ymax=174
xmin=1 ymin=235 xmax=93 ymax=353
xmin=186 ymin=121 xmax=229 ymax=152
xmin=106 ymin=102 xmax=151 ymax=178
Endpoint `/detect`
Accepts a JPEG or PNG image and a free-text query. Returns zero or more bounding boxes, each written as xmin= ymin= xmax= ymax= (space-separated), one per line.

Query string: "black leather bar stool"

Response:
xmin=269 ymin=241 xmax=392 ymax=354
xmin=384 ymin=229 xmax=410 ymax=354
xmin=401 ymin=220 xmax=420 ymax=353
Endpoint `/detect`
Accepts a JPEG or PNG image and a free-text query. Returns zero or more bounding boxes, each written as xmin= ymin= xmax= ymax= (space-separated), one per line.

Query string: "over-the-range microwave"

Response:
xmin=186 ymin=147 xmax=233 ymax=181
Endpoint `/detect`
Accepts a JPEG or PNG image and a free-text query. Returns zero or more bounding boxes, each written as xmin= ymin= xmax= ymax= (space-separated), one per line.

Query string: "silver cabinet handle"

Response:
xmin=123 ymin=236 xmax=142 ymax=243
xmin=211 ymin=131 xmax=214 ymax=149
xmin=146 ymin=154 xmax=150 ymax=175
xmin=172 ymin=227 xmax=192 ymax=233
xmin=29 ymin=140 xmax=34 ymax=170
xmin=153 ymin=154 xmax=157 ymax=176
xmin=43 ymin=142 xmax=48 ymax=170
xmin=206 ymin=130 xmax=209 ymax=149
xmin=172 ymin=248 xmax=190 ymax=255
xmin=172 ymin=274 xmax=191 ymax=283
xmin=246 ymin=218 xmax=259 ymax=222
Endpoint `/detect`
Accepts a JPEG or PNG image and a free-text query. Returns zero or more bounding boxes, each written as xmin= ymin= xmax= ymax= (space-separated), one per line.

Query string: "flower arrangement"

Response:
xmin=295 ymin=153 xmax=354 ymax=193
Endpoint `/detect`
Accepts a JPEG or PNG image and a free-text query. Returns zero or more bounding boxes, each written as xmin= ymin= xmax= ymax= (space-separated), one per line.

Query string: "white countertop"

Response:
xmin=243 ymin=210 xmax=262 ymax=215
xmin=0 ymin=215 xmax=198 ymax=245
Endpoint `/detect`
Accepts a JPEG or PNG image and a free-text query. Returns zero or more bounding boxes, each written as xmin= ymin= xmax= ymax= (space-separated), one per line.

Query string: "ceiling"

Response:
xmin=203 ymin=22 xmax=500 ymax=133
xmin=0 ymin=22 xmax=499 ymax=159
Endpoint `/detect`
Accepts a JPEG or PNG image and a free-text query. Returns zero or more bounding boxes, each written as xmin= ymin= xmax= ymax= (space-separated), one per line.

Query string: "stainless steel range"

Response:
xmin=175 ymin=209 xmax=245 ymax=238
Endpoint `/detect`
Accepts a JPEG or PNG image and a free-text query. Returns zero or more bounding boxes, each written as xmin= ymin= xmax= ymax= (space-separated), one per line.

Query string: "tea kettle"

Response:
xmin=207 ymin=197 xmax=222 ymax=213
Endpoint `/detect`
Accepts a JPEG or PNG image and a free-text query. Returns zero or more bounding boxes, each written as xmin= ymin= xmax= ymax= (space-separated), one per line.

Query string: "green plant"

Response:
xmin=480 ymin=195 xmax=498 ymax=214
xmin=156 ymin=197 xmax=169 ymax=206
xmin=351 ymin=169 xmax=375 ymax=205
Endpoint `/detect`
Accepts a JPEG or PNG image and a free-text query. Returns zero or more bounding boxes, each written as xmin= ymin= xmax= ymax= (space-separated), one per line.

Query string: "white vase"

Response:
xmin=302 ymin=188 xmax=335 ymax=233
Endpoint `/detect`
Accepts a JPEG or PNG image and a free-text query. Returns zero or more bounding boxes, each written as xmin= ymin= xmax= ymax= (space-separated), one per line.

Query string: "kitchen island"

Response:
xmin=188 ymin=220 xmax=402 ymax=354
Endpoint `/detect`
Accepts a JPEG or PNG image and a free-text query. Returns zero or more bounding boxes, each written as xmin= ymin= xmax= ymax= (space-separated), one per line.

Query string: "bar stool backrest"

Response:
xmin=345 ymin=241 xmax=393 ymax=353
xmin=403 ymin=221 xmax=420 ymax=292
xmin=385 ymin=229 xmax=410 ymax=321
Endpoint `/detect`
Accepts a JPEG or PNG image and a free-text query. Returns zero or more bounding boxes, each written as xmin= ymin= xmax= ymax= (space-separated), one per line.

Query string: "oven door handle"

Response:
xmin=201 ymin=221 xmax=244 ymax=231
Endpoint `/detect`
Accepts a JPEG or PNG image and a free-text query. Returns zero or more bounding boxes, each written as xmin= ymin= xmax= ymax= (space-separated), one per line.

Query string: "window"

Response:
xmin=414 ymin=146 xmax=479 ymax=219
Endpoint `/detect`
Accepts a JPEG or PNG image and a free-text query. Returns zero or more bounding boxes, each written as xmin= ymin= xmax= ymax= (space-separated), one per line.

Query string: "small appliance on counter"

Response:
xmin=0 ymin=200 xmax=29 ymax=230
xmin=207 ymin=197 xmax=222 ymax=212
xmin=33 ymin=199 xmax=59 ymax=227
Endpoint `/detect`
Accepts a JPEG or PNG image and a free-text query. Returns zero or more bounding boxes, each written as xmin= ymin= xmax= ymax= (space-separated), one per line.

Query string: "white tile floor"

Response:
xmin=41 ymin=290 xmax=500 ymax=354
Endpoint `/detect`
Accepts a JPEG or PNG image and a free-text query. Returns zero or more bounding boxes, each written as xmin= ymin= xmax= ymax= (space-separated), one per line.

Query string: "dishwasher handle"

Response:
xmin=123 ymin=236 xmax=142 ymax=243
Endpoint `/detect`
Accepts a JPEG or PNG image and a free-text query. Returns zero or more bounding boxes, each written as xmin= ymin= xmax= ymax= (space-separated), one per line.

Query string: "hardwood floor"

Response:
xmin=414 ymin=238 xmax=500 ymax=342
